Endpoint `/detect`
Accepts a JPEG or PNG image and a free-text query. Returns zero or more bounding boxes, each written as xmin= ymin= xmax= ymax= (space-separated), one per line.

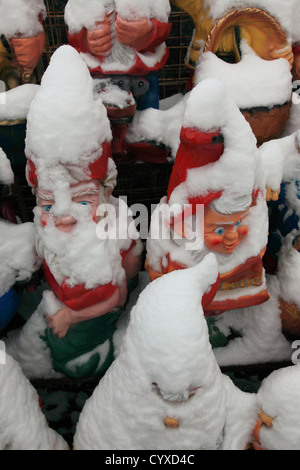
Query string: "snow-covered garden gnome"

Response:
xmin=64 ymin=0 xmax=171 ymax=110
xmin=74 ymin=254 xmax=258 ymax=450
xmin=0 ymin=0 xmax=46 ymax=90
xmin=146 ymin=78 xmax=269 ymax=316
xmin=0 ymin=352 xmax=69 ymax=450
xmin=64 ymin=0 xmax=172 ymax=161
xmin=252 ymin=364 xmax=300 ymax=450
xmin=5 ymin=45 xmax=142 ymax=380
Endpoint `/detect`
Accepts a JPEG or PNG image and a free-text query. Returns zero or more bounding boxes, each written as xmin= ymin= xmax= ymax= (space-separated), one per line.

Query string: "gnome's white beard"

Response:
xmin=34 ymin=209 xmax=125 ymax=290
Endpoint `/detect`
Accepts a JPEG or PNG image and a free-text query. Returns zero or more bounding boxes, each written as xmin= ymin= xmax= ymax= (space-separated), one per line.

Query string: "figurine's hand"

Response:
xmin=266 ymin=187 xmax=281 ymax=202
xmin=11 ymin=31 xmax=45 ymax=72
xmin=115 ymin=15 xmax=154 ymax=50
xmin=46 ymin=306 xmax=73 ymax=338
xmin=87 ymin=14 xmax=113 ymax=57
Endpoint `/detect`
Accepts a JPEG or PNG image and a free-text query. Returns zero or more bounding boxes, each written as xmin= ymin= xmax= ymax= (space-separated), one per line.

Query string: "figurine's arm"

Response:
xmin=10 ymin=31 xmax=45 ymax=81
xmin=115 ymin=15 xmax=171 ymax=51
xmin=46 ymin=281 xmax=127 ymax=339
xmin=67 ymin=13 xmax=113 ymax=58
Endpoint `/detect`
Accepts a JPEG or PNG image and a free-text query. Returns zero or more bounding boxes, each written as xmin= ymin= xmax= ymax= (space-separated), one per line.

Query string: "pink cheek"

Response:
xmin=237 ymin=226 xmax=248 ymax=236
xmin=205 ymin=234 xmax=223 ymax=247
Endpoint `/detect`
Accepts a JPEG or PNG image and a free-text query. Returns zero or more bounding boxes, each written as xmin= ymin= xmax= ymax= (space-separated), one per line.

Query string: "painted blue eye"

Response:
xmin=42 ymin=205 xmax=52 ymax=212
xmin=234 ymin=221 xmax=241 ymax=231
xmin=214 ymin=226 xmax=225 ymax=236
xmin=77 ymin=201 xmax=89 ymax=206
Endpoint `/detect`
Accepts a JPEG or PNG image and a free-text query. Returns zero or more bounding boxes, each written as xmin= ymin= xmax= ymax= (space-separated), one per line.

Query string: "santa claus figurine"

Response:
xmin=0 ymin=0 xmax=46 ymax=90
xmin=5 ymin=45 xmax=142 ymax=379
xmin=146 ymin=78 xmax=269 ymax=316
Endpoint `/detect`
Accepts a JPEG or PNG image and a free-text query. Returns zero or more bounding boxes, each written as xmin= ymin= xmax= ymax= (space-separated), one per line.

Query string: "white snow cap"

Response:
xmin=256 ymin=365 xmax=300 ymax=450
xmin=25 ymin=45 xmax=112 ymax=189
xmin=65 ymin=0 xmax=170 ymax=33
xmin=0 ymin=0 xmax=46 ymax=38
xmin=0 ymin=148 xmax=14 ymax=185
xmin=203 ymin=0 xmax=300 ymax=43
xmin=129 ymin=253 xmax=220 ymax=392
xmin=168 ymin=78 xmax=264 ymax=213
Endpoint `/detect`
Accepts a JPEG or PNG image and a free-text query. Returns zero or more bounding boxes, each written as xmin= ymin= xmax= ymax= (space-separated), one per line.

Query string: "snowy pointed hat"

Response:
xmin=25 ymin=45 xmax=113 ymax=190
xmin=128 ymin=253 xmax=220 ymax=394
xmin=167 ymin=78 xmax=263 ymax=221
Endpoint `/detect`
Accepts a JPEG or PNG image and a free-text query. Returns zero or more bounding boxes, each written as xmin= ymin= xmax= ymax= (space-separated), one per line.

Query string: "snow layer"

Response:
xmin=257 ymin=365 xmax=300 ymax=450
xmin=0 ymin=0 xmax=46 ymax=38
xmin=0 ymin=84 xmax=39 ymax=121
xmin=74 ymin=255 xmax=257 ymax=450
xmin=195 ymin=42 xmax=292 ymax=109
xmin=65 ymin=0 xmax=170 ymax=34
xmin=0 ymin=220 xmax=41 ymax=297
xmin=203 ymin=0 xmax=300 ymax=43
xmin=0 ymin=148 xmax=14 ymax=185
xmin=0 ymin=353 xmax=68 ymax=450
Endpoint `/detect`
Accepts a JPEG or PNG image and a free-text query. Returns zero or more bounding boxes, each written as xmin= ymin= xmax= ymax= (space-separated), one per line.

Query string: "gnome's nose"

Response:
xmin=55 ymin=215 xmax=77 ymax=232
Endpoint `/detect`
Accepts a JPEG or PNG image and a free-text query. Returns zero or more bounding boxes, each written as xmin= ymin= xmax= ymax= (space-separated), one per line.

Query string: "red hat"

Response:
xmin=26 ymin=141 xmax=112 ymax=188
xmin=167 ymin=126 xmax=224 ymax=225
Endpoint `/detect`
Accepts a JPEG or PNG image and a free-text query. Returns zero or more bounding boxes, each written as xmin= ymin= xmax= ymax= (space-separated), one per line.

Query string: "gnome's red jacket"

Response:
xmin=43 ymin=241 xmax=136 ymax=311
xmin=67 ymin=19 xmax=171 ymax=76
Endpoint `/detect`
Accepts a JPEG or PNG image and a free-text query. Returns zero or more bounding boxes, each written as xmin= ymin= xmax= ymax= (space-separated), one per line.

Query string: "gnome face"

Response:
xmin=203 ymin=203 xmax=249 ymax=255
xmin=37 ymin=179 xmax=104 ymax=231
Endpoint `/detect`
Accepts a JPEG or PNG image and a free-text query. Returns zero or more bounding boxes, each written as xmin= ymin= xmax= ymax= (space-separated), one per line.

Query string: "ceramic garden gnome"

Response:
xmin=252 ymin=364 xmax=300 ymax=450
xmin=146 ymin=78 xmax=269 ymax=316
xmin=5 ymin=45 xmax=142 ymax=380
xmin=0 ymin=352 xmax=69 ymax=450
xmin=74 ymin=254 xmax=258 ymax=450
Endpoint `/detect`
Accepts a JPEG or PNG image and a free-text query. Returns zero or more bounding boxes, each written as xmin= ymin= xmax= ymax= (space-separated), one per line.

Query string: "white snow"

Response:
xmin=74 ymin=255 xmax=258 ymax=450
xmin=0 ymin=0 xmax=46 ymax=38
xmin=65 ymin=0 xmax=170 ymax=34
xmin=0 ymin=148 xmax=14 ymax=185
xmin=0 ymin=84 xmax=39 ymax=121
xmin=195 ymin=41 xmax=292 ymax=109
xmin=0 ymin=220 xmax=41 ymax=297
xmin=0 ymin=353 xmax=68 ymax=450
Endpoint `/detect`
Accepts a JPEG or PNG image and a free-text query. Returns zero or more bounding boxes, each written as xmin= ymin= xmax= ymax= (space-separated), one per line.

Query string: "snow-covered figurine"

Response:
xmin=5 ymin=45 xmax=142 ymax=380
xmin=0 ymin=352 xmax=69 ymax=450
xmin=0 ymin=147 xmax=41 ymax=332
xmin=252 ymin=364 xmax=300 ymax=450
xmin=126 ymin=0 xmax=298 ymax=156
xmin=0 ymin=0 xmax=46 ymax=90
xmin=74 ymin=254 xmax=258 ymax=450
xmin=64 ymin=0 xmax=171 ymax=162
xmin=146 ymin=78 xmax=269 ymax=315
